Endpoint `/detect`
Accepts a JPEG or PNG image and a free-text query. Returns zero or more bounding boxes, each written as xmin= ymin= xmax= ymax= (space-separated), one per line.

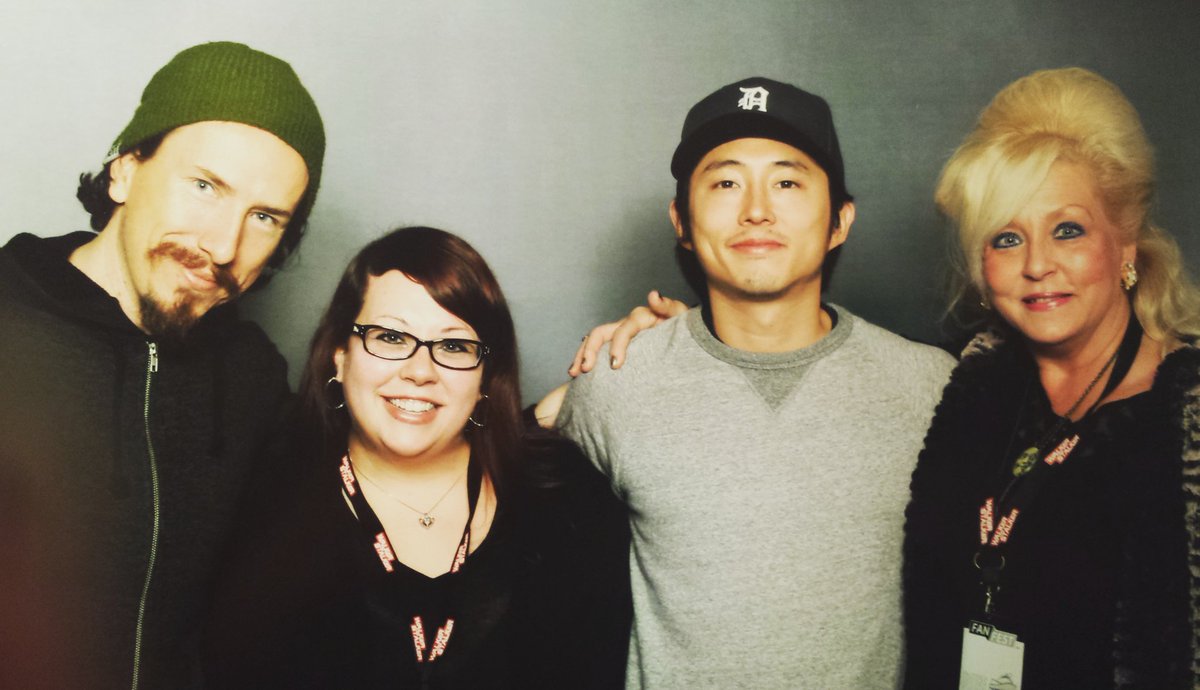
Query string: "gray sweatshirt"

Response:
xmin=559 ymin=305 xmax=954 ymax=689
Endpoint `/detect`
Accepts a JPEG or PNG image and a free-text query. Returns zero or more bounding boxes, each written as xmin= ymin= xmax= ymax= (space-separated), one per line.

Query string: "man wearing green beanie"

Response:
xmin=0 ymin=42 xmax=324 ymax=689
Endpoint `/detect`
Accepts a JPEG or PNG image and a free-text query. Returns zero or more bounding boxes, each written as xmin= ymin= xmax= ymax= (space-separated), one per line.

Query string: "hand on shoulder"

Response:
xmin=567 ymin=290 xmax=688 ymax=377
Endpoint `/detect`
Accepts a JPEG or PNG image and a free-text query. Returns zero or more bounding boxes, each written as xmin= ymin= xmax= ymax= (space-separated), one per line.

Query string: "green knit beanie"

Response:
xmin=110 ymin=41 xmax=325 ymax=210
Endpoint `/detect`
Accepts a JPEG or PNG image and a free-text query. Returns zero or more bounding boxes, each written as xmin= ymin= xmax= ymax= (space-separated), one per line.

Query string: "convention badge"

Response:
xmin=959 ymin=620 xmax=1023 ymax=690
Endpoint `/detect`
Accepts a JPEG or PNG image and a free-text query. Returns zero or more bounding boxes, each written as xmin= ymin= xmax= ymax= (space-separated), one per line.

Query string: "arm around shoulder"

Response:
xmin=534 ymin=383 xmax=568 ymax=429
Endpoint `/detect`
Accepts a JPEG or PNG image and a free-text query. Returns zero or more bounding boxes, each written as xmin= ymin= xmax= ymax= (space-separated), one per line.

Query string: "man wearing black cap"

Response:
xmin=0 ymin=42 xmax=323 ymax=689
xmin=553 ymin=78 xmax=954 ymax=687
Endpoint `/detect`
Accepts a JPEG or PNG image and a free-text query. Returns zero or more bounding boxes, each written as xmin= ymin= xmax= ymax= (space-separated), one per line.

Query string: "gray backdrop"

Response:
xmin=3 ymin=1 xmax=1197 ymax=403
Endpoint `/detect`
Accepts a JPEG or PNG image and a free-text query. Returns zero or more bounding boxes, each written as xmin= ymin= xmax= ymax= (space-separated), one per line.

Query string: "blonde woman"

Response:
xmin=902 ymin=68 xmax=1200 ymax=689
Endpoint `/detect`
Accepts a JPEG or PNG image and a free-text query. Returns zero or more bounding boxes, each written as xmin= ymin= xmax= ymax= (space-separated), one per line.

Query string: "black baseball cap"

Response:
xmin=670 ymin=77 xmax=847 ymax=199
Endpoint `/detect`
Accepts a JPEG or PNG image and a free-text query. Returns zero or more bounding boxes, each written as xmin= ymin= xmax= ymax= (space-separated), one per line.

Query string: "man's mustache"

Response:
xmin=149 ymin=243 xmax=242 ymax=298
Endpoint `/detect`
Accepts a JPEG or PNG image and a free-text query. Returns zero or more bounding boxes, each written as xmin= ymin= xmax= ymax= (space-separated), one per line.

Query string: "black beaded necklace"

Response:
xmin=1008 ymin=315 xmax=1143 ymax=478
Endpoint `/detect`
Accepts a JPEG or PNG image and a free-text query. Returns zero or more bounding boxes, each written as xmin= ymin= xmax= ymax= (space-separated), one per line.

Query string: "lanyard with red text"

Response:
xmin=339 ymin=453 xmax=483 ymax=665
xmin=974 ymin=316 xmax=1142 ymax=616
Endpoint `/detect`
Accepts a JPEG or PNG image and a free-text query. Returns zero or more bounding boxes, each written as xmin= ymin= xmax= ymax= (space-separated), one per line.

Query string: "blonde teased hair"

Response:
xmin=936 ymin=67 xmax=1200 ymax=346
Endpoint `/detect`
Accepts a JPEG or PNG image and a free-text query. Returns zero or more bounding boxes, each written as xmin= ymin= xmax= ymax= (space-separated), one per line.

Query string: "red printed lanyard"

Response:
xmin=977 ymin=434 xmax=1080 ymax=548
xmin=975 ymin=430 xmax=1083 ymax=616
xmin=973 ymin=315 xmax=1142 ymax=615
xmin=339 ymin=454 xmax=482 ymax=664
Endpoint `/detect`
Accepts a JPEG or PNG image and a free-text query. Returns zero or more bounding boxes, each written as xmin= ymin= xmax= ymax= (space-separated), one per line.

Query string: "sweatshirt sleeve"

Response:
xmin=556 ymin=351 xmax=625 ymax=497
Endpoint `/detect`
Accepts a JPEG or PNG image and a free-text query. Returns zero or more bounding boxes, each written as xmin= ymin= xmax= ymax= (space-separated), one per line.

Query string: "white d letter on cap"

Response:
xmin=737 ymin=86 xmax=769 ymax=112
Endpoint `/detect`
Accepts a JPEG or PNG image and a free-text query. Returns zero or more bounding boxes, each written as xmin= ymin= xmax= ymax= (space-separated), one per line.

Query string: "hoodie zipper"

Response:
xmin=130 ymin=342 xmax=160 ymax=690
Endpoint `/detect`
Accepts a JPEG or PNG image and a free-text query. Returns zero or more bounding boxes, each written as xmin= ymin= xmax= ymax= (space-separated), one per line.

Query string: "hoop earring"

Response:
xmin=324 ymin=376 xmax=346 ymax=411
xmin=468 ymin=393 xmax=488 ymax=428
xmin=1120 ymin=261 xmax=1138 ymax=291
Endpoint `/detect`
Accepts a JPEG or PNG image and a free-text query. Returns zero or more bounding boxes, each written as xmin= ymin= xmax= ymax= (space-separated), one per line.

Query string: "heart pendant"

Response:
xmin=419 ymin=514 xmax=435 ymax=528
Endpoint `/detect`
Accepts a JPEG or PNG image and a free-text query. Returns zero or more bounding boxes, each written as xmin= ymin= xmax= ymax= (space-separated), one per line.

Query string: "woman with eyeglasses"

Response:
xmin=204 ymin=226 xmax=631 ymax=689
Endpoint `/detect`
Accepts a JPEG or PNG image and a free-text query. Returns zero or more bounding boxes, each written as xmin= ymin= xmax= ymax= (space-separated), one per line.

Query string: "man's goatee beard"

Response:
xmin=138 ymin=293 xmax=205 ymax=343
xmin=139 ymin=243 xmax=243 ymax=342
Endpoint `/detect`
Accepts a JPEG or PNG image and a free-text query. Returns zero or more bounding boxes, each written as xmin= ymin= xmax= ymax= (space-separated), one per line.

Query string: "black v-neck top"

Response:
xmin=204 ymin=434 xmax=632 ymax=689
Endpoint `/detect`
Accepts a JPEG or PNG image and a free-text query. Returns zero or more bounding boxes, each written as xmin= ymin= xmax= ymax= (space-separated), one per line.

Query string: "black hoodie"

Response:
xmin=0 ymin=232 xmax=291 ymax=689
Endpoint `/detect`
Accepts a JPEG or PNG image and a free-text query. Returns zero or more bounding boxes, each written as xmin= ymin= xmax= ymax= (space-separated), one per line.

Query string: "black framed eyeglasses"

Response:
xmin=351 ymin=324 xmax=489 ymax=370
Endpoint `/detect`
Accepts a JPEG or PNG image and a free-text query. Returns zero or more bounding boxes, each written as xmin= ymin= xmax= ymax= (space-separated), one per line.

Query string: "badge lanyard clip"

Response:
xmin=973 ymin=551 xmax=1005 ymax=617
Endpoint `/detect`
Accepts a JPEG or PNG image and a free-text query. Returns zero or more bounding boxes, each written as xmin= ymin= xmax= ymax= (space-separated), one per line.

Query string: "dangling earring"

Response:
xmin=979 ymin=292 xmax=992 ymax=310
xmin=324 ymin=376 xmax=346 ymax=410
xmin=1120 ymin=261 xmax=1139 ymax=291
xmin=468 ymin=393 xmax=488 ymax=428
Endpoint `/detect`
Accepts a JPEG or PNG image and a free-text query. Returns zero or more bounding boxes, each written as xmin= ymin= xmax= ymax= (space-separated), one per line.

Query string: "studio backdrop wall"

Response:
xmin=2 ymin=0 xmax=1196 ymax=403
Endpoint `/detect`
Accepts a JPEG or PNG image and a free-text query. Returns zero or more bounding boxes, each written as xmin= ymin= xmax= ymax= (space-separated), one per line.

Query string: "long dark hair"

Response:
xmin=298 ymin=226 xmax=524 ymax=497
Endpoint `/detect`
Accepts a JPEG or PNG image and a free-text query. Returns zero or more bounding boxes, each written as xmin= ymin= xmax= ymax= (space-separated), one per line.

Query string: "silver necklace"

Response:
xmin=351 ymin=457 xmax=465 ymax=528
